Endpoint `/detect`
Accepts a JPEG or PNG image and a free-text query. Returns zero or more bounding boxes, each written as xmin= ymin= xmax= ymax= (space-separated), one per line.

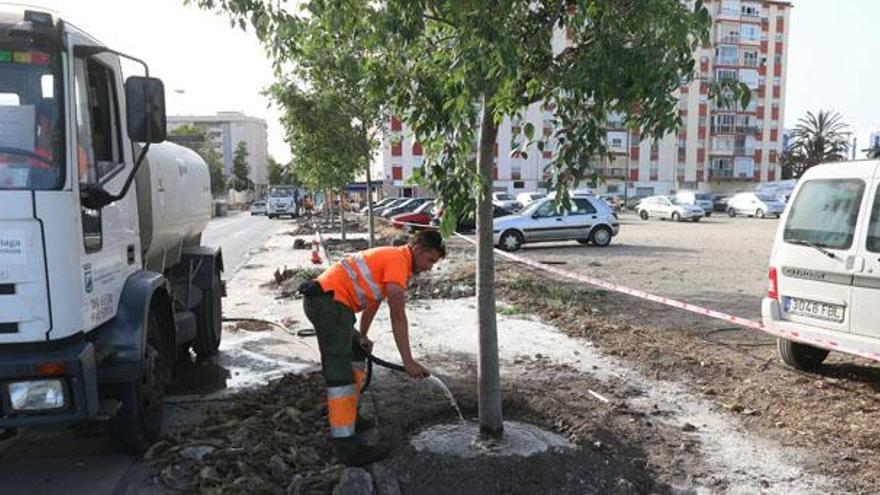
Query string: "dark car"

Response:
xmin=713 ymin=194 xmax=732 ymax=213
xmin=375 ymin=198 xmax=409 ymax=217
xmin=431 ymin=205 xmax=513 ymax=232
xmin=380 ymin=197 xmax=434 ymax=218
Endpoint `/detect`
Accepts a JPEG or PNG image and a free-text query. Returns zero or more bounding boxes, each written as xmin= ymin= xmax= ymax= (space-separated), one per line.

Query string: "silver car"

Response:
xmin=493 ymin=196 xmax=620 ymax=251
xmin=637 ymin=196 xmax=705 ymax=222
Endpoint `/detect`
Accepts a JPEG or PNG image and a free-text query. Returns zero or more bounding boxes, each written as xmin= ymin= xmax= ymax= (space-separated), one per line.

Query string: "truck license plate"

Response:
xmin=783 ymin=297 xmax=845 ymax=323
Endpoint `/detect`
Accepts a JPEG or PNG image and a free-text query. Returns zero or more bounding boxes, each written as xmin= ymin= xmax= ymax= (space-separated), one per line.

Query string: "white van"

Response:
xmin=762 ymin=160 xmax=880 ymax=370
xmin=674 ymin=191 xmax=714 ymax=217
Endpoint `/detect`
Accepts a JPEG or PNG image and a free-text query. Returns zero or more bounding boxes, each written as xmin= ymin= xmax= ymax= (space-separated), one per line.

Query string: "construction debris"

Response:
xmin=265 ymin=266 xmax=324 ymax=299
xmin=149 ymin=373 xmax=343 ymax=493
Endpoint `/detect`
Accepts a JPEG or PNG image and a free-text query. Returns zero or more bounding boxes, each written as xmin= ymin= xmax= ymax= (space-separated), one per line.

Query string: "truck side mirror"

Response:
xmin=125 ymin=76 xmax=166 ymax=144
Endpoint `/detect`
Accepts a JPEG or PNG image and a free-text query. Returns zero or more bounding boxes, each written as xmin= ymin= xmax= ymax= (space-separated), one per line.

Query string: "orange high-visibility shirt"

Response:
xmin=317 ymin=245 xmax=413 ymax=313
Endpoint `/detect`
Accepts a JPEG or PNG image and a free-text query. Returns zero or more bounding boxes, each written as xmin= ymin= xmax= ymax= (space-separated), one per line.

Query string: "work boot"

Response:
xmin=333 ymin=437 xmax=391 ymax=467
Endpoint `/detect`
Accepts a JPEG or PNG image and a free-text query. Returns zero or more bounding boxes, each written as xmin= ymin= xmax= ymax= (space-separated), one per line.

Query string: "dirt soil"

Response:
xmin=492 ymin=258 xmax=880 ymax=493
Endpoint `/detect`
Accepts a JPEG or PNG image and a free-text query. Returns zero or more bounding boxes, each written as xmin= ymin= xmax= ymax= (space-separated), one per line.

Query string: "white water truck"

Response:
xmin=0 ymin=7 xmax=223 ymax=452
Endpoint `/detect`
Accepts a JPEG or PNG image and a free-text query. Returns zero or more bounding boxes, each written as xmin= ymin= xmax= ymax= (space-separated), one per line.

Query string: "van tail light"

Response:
xmin=768 ymin=266 xmax=779 ymax=300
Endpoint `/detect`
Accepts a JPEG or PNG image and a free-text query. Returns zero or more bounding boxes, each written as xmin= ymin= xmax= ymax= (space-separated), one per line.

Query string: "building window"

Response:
xmin=412 ymin=142 xmax=423 ymax=156
xmin=716 ymin=46 xmax=738 ymax=65
xmin=775 ymin=33 xmax=784 ymax=42
xmin=392 ymin=166 xmax=402 ymax=180
xmin=390 ymin=116 xmax=402 ymax=132
xmin=739 ymin=69 xmax=759 ymax=89
xmin=742 ymin=50 xmax=759 ymax=67
xmin=513 ymin=180 xmax=525 ymax=189
xmin=741 ymin=24 xmax=760 ymax=43
xmin=742 ymin=3 xmax=761 ymax=18
xmin=716 ymin=68 xmax=738 ymax=81
xmin=391 ymin=141 xmax=402 ymax=156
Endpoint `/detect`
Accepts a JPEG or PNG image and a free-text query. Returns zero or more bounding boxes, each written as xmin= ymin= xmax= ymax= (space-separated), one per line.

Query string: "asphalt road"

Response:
xmin=0 ymin=212 xmax=286 ymax=494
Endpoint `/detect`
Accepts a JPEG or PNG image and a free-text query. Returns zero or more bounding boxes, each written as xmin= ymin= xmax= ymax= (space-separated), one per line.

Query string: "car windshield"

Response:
xmin=695 ymin=194 xmax=712 ymax=200
xmin=784 ymin=179 xmax=865 ymax=250
xmin=0 ymin=40 xmax=65 ymax=190
xmin=520 ymin=199 xmax=546 ymax=216
xmin=495 ymin=193 xmax=513 ymax=201
xmin=667 ymin=197 xmax=682 ymax=205
xmin=757 ymin=194 xmax=778 ymax=202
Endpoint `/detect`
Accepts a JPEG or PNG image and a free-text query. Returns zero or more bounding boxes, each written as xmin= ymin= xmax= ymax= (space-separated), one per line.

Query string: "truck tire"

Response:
xmin=194 ymin=267 xmax=222 ymax=358
xmin=110 ymin=312 xmax=164 ymax=454
xmin=777 ymin=338 xmax=829 ymax=371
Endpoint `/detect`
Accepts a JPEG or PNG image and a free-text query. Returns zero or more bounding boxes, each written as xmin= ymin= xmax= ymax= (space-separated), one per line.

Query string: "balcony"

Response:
xmin=715 ymin=58 xmax=739 ymax=67
xmin=719 ymin=34 xmax=740 ymax=44
xmin=708 ymin=168 xmax=734 ymax=179
xmin=734 ymin=146 xmax=756 ymax=156
xmin=599 ymin=168 xmax=627 ymax=178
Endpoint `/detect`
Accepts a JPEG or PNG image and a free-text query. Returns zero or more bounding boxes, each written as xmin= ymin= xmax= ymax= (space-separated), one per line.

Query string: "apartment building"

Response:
xmin=375 ymin=0 xmax=792 ymax=198
xmin=167 ymin=111 xmax=269 ymax=189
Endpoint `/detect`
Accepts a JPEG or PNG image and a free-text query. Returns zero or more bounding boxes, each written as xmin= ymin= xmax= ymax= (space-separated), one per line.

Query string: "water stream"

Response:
xmin=427 ymin=375 xmax=465 ymax=422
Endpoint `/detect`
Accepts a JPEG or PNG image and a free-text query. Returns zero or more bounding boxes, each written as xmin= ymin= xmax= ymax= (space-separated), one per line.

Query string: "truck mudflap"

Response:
xmin=0 ymin=340 xmax=99 ymax=427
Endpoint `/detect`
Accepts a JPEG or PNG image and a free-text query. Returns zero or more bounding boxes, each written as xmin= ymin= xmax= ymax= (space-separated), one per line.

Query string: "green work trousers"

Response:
xmin=303 ymin=293 xmax=367 ymax=387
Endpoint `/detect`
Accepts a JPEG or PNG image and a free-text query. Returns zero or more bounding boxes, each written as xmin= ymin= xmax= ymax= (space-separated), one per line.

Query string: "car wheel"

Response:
xmin=756 ymin=209 xmax=766 ymax=219
xmin=499 ymin=230 xmax=523 ymax=252
xmin=589 ymin=226 xmax=612 ymax=247
xmin=672 ymin=212 xmax=681 ymax=222
xmin=639 ymin=210 xmax=649 ymax=221
xmin=727 ymin=208 xmax=736 ymax=218
xmin=777 ymin=338 xmax=829 ymax=371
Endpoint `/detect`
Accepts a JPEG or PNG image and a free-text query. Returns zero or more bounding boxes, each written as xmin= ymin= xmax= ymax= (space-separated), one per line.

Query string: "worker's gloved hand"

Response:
xmin=358 ymin=335 xmax=374 ymax=355
xmin=403 ymin=359 xmax=430 ymax=380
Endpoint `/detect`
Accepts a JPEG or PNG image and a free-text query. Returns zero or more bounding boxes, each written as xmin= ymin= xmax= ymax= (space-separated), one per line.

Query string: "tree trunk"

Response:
xmin=365 ymin=154 xmax=375 ymax=248
xmin=340 ymin=190 xmax=347 ymax=241
xmin=476 ymin=91 xmax=503 ymax=439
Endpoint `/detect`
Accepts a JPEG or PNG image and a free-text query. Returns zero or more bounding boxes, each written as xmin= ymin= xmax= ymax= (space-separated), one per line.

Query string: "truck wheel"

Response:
xmin=110 ymin=312 xmax=164 ymax=454
xmin=194 ymin=268 xmax=223 ymax=359
xmin=777 ymin=338 xmax=829 ymax=371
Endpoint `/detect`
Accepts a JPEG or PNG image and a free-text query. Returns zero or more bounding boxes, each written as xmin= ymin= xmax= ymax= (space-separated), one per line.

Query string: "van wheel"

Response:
xmin=727 ymin=208 xmax=737 ymax=218
xmin=194 ymin=267 xmax=223 ymax=359
xmin=589 ymin=226 xmax=612 ymax=247
xmin=639 ymin=210 xmax=649 ymax=221
xmin=756 ymin=209 xmax=766 ymax=219
xmin=672 ymin=212 xmax=681 ymax=222
xmin=499 ymin=230 xmax=523 ymax=252
xmin=777 ymin=338 xmax=829 ymax=371
xmin=109 ymin=312 xmax=164 ymax=454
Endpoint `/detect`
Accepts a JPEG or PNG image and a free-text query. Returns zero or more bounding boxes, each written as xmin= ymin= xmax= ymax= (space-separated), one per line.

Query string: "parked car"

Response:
xmin=249 ymin=200 xmax=267 ymax=216
xmin=360 ymin=197 xmax=396 ymax=214
xmin=726 ymin=192 xmax=786 ymax=218
xmin=712 ymin=194 xmax=732 ymax=213
xmin=516 ymin=192 xmax=546 ymax=207
xmin=492 ymin=192 xmax=523 ymax=211
xmin=381 ymin=197 xmax=433 ymax=218
xmin=637 ymin=195 xmax=705 ymax=222
xmin=431 ymin=205 xmax=513 ymax=232
xmin=625 ymin=196 xmax=645 ymax=211
xmin=762 ymin=160 xmax=878 ymax=371
xmin=391 ymin=201 xmax=436 ymax=230
xmin=493 ymin=196 xmax=620 ymax=251
xmin=375 ymin=198 xmax=410 ymax=217
xmin=597 ymin=194 xmax=623 ymax=212
xmin=674 ymin=191 xmax=714 ymax=217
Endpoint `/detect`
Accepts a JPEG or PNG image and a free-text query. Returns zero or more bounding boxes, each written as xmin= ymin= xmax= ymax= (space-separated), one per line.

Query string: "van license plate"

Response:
xmin=783 ymin=297 xmax=845 ymax=323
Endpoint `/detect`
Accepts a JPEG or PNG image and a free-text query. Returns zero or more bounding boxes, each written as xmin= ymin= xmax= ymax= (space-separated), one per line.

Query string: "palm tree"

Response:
xmin=789 ymin=110 xmax=850 ymax=177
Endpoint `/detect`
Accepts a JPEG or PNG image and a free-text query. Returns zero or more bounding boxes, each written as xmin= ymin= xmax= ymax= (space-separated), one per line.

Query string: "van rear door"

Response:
xmin=851 ymin=170 xmax=880 ymax=339
xmin=775 ymin=173 xmax=870 ymax=333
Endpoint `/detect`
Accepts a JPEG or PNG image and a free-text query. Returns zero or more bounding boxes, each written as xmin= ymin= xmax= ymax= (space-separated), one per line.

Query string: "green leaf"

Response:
xmin=524 ymin=122 xmax=535 ymax=141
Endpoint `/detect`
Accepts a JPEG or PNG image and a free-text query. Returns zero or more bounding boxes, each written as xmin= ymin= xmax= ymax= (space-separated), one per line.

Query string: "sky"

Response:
xmin=13 ymin=0 xmax=880 ymax=161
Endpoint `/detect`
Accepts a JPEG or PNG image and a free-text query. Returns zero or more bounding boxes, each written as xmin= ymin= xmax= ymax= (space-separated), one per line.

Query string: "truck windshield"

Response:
xmin=784 ymin=179 xmax=865 ymax=250
xmin=0 ymin=41 xmax=64 ymax=190
xmin=270 ymin=187 xmax=295 ymax=197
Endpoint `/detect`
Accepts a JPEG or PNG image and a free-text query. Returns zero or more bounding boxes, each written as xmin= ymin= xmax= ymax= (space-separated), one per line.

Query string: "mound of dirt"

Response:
xmin=409 ymin=262 xmax=475 ymax=300
xmin=265 ymin=267 xmax=324 ymax=299
xmin=322 ymin=238 xmax=369 ymax=255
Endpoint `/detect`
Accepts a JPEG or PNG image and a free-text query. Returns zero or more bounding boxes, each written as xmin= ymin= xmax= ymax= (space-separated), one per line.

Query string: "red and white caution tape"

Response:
xmin=370 ymin=214 xmax=880 ymax=362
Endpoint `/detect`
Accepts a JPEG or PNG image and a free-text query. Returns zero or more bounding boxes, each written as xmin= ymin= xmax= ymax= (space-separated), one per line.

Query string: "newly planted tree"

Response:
xmin=191 ymin=0 xmax=748 ymax=438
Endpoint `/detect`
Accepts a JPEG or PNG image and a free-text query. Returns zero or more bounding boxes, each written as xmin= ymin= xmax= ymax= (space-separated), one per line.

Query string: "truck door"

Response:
xmin=851 ymin=177 xmax=880 ymax=339
xmin=71 ymin=48 xmax=140 ymax=330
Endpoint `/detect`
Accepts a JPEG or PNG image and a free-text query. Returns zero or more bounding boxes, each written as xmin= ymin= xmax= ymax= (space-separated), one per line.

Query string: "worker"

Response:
xmin=300 ymin=230 xmax=446 ymax=466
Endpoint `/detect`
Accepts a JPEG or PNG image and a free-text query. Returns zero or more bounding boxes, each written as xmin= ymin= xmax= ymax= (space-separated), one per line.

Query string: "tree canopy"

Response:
xmin=787 ymin=110 xmax=850 ymax=177
xmin=232 ymin=140 xmax=252 ymax=191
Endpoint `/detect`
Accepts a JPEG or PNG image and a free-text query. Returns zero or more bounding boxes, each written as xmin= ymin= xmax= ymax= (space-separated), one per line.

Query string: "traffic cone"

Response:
xmin=311 ymin=238 xmax=322 ymax=265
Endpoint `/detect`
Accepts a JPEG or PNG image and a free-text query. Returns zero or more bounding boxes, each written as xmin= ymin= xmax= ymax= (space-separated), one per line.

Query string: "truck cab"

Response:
xmin=0 ymin=8 xmax=223 ymax=452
